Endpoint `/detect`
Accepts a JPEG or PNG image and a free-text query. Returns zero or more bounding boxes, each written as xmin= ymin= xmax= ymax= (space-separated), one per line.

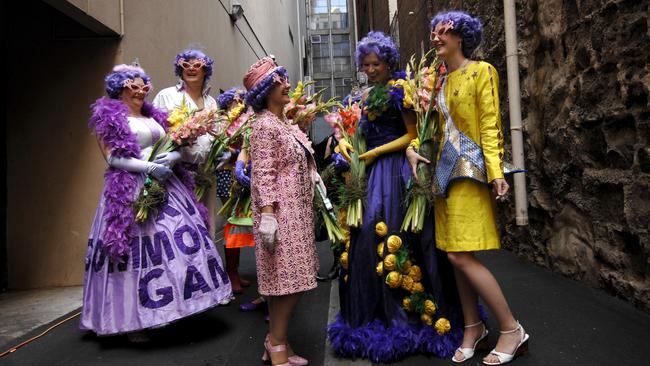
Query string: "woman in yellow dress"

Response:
xmin=406 ymin=11 xmax=530 ymax=365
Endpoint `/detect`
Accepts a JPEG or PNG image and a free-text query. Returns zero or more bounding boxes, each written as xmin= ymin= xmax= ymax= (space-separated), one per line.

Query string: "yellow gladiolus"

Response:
xmin=424 ymin=299 xmax=437 ymax=316
xmin=339 ymin=252 xmax=349 ymax=270
xmin=377 ymin=242 xmax=385 ymax=258
xmin=375 ymin=221 xmax=388 ymax=237
xmin=402 ymin=297 xmax=412 ymax=312
xmin=401 ymin=260 xmax=412 ymax=274
xmin=385 ymin=271 xmax=402 ymax=289
xmin=376 ymin=261 xmax=384 ymax=276
xmin=408 ymin=265 xmax=422 ymax=282
xmin=435 ymin=318 xmax=451 ymax=335
xmin=420 ymin=313 xmax=433 ymax=326
xmin=383 ymin=254 xmax=397 ymax=271
xmin=411 ymin=282 xmax=424 ymax=294
xmin=401 ymin=275 xmax=414 ymax=291
xmin=344 ymin=274 xmax=349 ymax=283
xmin=345 ymin=239 xmax=350 ymax=251
xmin=386 ymin=235 xmax=402 ymax=253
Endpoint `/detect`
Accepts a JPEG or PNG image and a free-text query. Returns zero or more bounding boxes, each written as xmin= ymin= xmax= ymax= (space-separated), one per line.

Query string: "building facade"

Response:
xmin=303 ymin=0 xmax=359 ymax=143
xmin=5 ymin=0 xmax=303 ymax=289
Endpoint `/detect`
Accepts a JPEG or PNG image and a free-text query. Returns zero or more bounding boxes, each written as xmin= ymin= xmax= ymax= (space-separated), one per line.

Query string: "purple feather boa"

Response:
xmin=89 ymin=97 xmax=208 ymax=261
xmin=327 ymin=313 xmax=464 ymax=363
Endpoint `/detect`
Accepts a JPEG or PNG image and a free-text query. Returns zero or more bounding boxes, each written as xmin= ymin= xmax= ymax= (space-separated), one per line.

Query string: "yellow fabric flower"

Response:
xmin=376 ymin=261 xmax=384 ymax=276
xmin=377 ymin=242 xmax=385 ymax=258
xmin=339 ymin=252 xmax=349 ymax=270
xmin=408 ymin=265 xmax=422 ymax=282
xmin=421 ymin=313 xmax=433 ymax=326
xmin=386 ymin=235 xmax=402 ymax=253
xmin=401 ymin=275 xmax=414 ymax=291
xmin=402 ymin=297 xmax=412 ymax=312
xmin=401 ymin=260 xmax=412 ymax=274
xmin=411 ymin=282 xmax=424 ymax=294
xmin=435 ymin=318 xmax=451 ymax=335
xmin=375 ymin=221 xmax=388 ymax=237
xmin=383 ymin=254 xmax=397 ymax=271
xmin=424 ymin=300 xmax=437 ymax=316
xmin=385 ymin=271 xmax=402 ymax=289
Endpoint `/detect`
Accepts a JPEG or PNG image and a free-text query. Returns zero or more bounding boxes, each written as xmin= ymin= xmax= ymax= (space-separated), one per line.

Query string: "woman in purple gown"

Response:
xmin=81 ymin=64 xmax=232 ymax=341
xmin=327 ymin=32 xmax=465 ymax=363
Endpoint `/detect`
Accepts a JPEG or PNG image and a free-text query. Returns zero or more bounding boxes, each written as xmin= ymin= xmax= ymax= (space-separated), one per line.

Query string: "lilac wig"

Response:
xmin=218 ymin=87 xmax=246 ymax=109
xmin=355 ymin=31 xmax=400 ymax=71
xmin=104 ymin=64 xmax=152 ymax=99
xmin=245 ymin=67 xmax=289 ymax=112
xmin=431 ymin=11 xmax=484 ymax=58
xmin=174 ymin=49 xmax=214 ymax=81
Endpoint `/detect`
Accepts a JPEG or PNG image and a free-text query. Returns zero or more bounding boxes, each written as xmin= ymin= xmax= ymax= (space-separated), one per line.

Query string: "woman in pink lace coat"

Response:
xmin=244 ymin=57 xmax=322 ymax=366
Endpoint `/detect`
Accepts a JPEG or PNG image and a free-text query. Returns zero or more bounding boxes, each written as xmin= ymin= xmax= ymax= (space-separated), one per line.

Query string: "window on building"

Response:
xmin=314 ymin=78 xmax=333 ymax=101
xmin=310 ymin=0 xmax=329 ymax=30
xmin=330 ymin=0 xmax=349 ymax=30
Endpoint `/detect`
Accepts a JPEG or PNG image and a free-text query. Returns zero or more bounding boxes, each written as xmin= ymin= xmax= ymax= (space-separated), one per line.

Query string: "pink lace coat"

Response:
xmin=250 ymin=110 xmax=318 ymax=296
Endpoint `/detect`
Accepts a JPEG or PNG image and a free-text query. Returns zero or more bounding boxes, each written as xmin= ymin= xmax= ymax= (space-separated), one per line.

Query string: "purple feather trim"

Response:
xmin=327 ymin=314 xmax=462 ymax=363
xmin=89 ymin=97 xmax=169 ymax=262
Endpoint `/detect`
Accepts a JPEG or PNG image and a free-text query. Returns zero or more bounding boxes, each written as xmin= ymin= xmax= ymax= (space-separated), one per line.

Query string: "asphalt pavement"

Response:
xmin=1 ymin=243 xmax=649 ymax=366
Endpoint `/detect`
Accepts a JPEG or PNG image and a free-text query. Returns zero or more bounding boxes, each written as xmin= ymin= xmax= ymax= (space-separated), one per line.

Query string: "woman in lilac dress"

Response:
xmin=245 ymin=57 xmax=321 ymax=366
xmin=81 ymin=64 xmax=232 ymax=341
xmin=327 ymin=32 xmax=464 ymax=363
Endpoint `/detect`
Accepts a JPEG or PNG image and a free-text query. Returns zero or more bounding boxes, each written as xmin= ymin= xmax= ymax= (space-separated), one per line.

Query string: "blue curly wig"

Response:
xmin=218 ymin=87 xmax=246 ymax=109
xmin=104 ymin=64 xmax=152 ymax=99
xmin=174 ymin=49 xmax=214 ymax=81
xmin=431 ymin=11 xmax=484 ymax=58
xmin=355 ymin=31 xmax=400 ymax=71
xmin=245 ymin=67 xmax=289 ymax=112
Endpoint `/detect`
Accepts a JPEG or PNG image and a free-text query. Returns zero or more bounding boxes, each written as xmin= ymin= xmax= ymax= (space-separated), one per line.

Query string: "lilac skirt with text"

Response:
xmin=80 ymin=175 xmax=232 ymax=335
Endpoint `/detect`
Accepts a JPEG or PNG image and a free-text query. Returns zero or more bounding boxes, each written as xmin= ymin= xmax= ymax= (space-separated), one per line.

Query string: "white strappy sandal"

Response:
xmin=451 ymin=321 xmax=489 ymax=363
xmin=483 ymin=321 xmax=530 ymax=365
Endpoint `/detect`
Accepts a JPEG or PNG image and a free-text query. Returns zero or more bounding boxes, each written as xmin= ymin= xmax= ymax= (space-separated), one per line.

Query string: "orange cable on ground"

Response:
xmin=0 ymin=311 xmax=81 ymax=358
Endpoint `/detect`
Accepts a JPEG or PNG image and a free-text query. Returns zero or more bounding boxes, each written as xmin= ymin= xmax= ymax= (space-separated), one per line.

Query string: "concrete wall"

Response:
xmin=6 ymin=0 xmax=301 ymax=289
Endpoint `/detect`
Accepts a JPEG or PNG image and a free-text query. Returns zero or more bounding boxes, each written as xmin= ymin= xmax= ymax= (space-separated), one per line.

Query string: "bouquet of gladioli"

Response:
xmin=134 ymin=98 xmax=217 ymax=222
xmin=401 ymin=50 xmax=446 ymax=232
xmin=285 ymin=80 xmax=341 ymax=128
xmin=313 ymin=164 xmax=346 ymax=243
xmin=325 ymin=98 xmax=366 ymax=227
xmin=194 ymin=102 xmax=254 ymax=200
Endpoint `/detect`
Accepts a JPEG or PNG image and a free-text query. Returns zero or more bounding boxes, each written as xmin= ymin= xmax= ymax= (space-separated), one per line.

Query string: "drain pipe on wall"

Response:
xmin=119 ymin=0 xmax=124 ymax=36
xmin=503 ymin=0 xmax=529 ymax=226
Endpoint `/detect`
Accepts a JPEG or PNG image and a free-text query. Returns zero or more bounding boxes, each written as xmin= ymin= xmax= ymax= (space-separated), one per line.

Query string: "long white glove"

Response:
xmin=153 ymin=151 xmax=182 ymax=168
xmin=107 ymin=155 xmax=173 ymax=181
xmin=259 ymin=213 xmax=279 ymax=252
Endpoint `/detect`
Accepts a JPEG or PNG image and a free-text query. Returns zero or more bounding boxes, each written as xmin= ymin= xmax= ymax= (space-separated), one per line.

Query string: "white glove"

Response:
xmin=107 ymin=155 xmax=173 ymax=181
xmin=153 ymin=151 xmax=182 ymax=168
xmin=259 ymin=213 xmax=278 ymax=252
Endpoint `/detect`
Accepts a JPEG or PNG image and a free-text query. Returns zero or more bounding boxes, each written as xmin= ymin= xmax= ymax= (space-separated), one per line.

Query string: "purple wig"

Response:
xmin=431 ymin=11 xmax=484 ymax=58
xmin=218 ymin=87 xmax=247 ymax=109
xmin=104 ymin=64 xmax=152 ymax=99
xmin=174 ymin=49 xmax=214 ymax=81
xmin=245 ymin=67 xmax=289 ymax=112
xmin=355 ymin=31 xmax=400 ymax=71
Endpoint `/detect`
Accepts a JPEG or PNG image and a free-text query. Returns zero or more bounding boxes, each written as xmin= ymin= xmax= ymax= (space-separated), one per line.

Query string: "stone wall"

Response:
xmin=398 ymin=0 xmax=650 ymax=311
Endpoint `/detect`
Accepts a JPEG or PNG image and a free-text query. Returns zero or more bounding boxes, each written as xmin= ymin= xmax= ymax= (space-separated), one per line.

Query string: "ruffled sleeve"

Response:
xmin=476 ymin=62 xmax=505 ymax=182
xmin=250 ymin=113 xmax=281 ymax=207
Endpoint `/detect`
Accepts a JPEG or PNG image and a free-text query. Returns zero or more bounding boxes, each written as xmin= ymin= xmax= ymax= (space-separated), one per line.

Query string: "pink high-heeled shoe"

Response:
xmin=262 ymin=339 xmax=291 ymax=366
xmin=262 ymin=334 xmax=308 ymax=365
